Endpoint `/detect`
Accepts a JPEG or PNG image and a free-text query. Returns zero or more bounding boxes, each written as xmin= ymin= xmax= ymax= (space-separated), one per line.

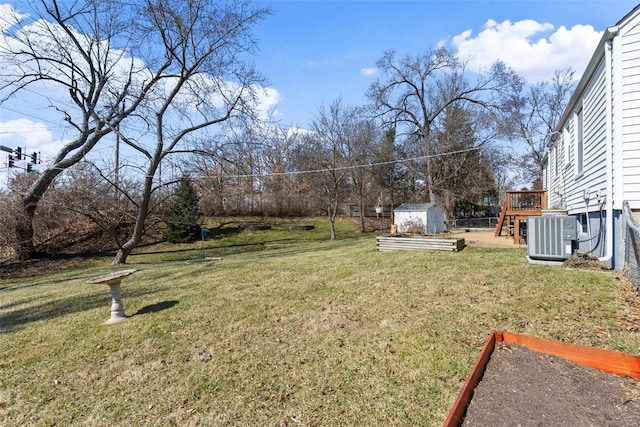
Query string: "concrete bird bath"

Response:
xmin=87 ymin=269 xmax=136 ymax=324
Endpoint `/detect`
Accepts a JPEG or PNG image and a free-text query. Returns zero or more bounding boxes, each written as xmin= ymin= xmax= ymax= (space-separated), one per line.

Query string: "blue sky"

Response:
xmin=252 ymin=0 xmax=639 ymax=126
xmin=1 ymin=0 xmax=639 ymax=181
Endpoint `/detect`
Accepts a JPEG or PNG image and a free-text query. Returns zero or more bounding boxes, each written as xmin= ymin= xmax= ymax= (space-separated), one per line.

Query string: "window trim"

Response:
xmin=575 ymin=108 xmax=584 ymax=177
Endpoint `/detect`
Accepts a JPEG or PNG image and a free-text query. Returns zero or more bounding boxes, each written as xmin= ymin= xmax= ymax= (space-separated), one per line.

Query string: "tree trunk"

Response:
xmin=112 ymin=245 xmax=132 ymax=265
xmin=15 ymin=203 xmax=36 ymax=261
xmin=15 ymin=166 xmax=65 ymax=260
xmin=112 ymin=162 xmax=158 ymax=265
xmin=328 ymin=197 xmax=338 ymax=240
xmin=424 ymin=132 xmax=437 ymax=205
xmin=329 ymin=218 xmax=336 ymax=240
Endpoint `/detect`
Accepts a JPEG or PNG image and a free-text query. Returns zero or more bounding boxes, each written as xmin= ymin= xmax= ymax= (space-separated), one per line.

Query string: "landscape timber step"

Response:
xmin=376 ymin=236 xmax=465 ymax=252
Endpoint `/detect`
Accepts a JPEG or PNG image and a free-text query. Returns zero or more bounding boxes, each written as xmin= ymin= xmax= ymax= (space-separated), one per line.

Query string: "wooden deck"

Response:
xmin=494 ymin=190 xmax=547 ymax=244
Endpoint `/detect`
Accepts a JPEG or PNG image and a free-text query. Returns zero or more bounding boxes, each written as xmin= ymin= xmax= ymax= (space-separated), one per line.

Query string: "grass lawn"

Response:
xmin=2 ymin=218 xmax=640 ymax=425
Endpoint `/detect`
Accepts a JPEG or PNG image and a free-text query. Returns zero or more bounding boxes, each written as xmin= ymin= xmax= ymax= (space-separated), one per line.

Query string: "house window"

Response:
xmin=553 ymin=146 xmax=558 ymax=177
xmin=576 ymin=108 xmax=584 ymax=175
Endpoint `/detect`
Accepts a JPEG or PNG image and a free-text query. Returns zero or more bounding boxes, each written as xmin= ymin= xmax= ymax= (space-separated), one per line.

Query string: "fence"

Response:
xmin=446 ymin=217 xmax=498 ymax=230
xmin=348 ymin=204 xmax=392 ymax=218
xmin=622 ymin=201 xmax=640 ymax=292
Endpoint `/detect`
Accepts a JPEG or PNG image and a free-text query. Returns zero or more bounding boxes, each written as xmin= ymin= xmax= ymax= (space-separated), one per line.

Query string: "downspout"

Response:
xmin=600 ymin=37 xmax=615 ymax=263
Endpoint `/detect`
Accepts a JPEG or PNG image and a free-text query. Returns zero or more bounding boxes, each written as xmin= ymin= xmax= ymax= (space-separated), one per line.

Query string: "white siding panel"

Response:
xmin=622 ymin=147 xmax=640 ymax=158
xmin=622 ymin=160 xmax=640 ymax=170
xmin=625 ymin=183 xmax=640 ymax=193
xmin=566 ymin=57 xmax=608 ymax=214
xmin=622 ymin=28 xmax=640 ymax=44
xmin=622 ymin=128 xmax=640 ymax=137
xmin=623 ymin=66 xmax=640 ymax=76
xmin=622 ymin=98 xmax=640 ymax=110
xmin=623 ymin=43 xmax=640 ymax=57
xmin=622 ymin=21 xmax=640 ymax=206
xmin=621 ymin=56 xmax=640 ymax=71
xmin=623 ymin=110 xmax=640 ymax=125
xmin=626 ymin=193 xmax=640 ymax=207
xmin=621 ymin=81 xmax=640 ymax=95
xmin=622 ymin=17 xmax=640 ymax=36
xmin=621 ymin=123 xmax=640 ymax=134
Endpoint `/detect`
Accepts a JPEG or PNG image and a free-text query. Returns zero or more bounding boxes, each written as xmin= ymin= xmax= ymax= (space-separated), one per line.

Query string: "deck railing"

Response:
xmin=495 ymin=190 xmax=547 ymax=244
xmin=505 ymin=190 xmax=547 ymax=213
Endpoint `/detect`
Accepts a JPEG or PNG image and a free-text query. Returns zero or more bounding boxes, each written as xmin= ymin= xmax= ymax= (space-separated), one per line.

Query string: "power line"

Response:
xmin=191 ymin=146 xmax=484 ymax=180
xmin=0 ymin=104 xmax=65 ymax=128
xmin=25 ymin=145 xmax=484 ymax=179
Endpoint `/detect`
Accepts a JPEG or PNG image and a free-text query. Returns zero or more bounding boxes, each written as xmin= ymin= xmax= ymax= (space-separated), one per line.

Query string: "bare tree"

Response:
xmin=301 ymin=99 xmax=359 ymax=239
xmin=0 ymin=0 xmax=269 ymax=262
xmin=112 ymin=0 xmax=269 ymax=264
xmin=370 ymin=126 xmax=409 ymax=211
xmin=0 ymin=1 xmax=144 ymax=259
xmin=346 ymin=120 xmax=380 ymax=232
xmin=0 ymin=189 xmax=20 ymax=259
xmin=367 ymin=48 xmax=504 ymax=207
xmin=259 ymin=126 xmax=305 ymax=216
xmin=497 ymin=64 xmax=575 ymax=185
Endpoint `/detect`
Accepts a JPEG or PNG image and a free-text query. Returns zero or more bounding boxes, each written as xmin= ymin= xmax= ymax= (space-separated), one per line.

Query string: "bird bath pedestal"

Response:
xmin=87 ymin=269 xmax=136 ymax=324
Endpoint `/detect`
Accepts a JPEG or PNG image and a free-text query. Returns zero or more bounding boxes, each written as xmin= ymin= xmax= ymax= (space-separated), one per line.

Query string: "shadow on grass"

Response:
xmin=210 ymin=224 xmax=243 ymax=237
xmin=133 ymin=300 xmax=178 ymax=316
xmin=0 ymin=286 xmax=160 ymax=334
xmin=132 ymin=237 xmax=304 ymax=261
xmin=230 ymin=237 xmax=368 ymax=260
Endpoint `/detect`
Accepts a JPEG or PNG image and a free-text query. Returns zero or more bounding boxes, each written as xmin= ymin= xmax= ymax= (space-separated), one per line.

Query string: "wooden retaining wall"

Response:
xmin=376 ymin=235 xmax=465 ymax=252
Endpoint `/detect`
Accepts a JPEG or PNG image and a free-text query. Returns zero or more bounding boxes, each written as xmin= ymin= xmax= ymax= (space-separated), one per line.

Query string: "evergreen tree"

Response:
xmin=164 ymin=176 xmax=202 ymax=243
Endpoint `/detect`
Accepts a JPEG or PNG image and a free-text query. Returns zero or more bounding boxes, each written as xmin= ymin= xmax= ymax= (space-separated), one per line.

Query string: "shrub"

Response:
xmin=164 ymin=176 xmax=203 ymax=243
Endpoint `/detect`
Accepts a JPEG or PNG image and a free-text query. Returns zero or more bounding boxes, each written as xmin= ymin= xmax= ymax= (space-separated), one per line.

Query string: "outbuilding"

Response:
xmin=393 ymin=203 xmax=445 ymax=234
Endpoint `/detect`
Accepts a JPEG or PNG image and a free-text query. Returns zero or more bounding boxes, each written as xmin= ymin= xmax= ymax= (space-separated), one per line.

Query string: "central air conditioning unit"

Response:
xmin=527 ymin=215 xmax=577 ymax=261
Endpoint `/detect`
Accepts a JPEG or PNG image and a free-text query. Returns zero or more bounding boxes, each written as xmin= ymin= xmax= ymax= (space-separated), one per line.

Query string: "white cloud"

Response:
xmin=0 ymin=119 xmax=52 ymax=148
xmin=0 ymin=118 xmax=68 ymax=163
xmin=451 ymin=19 xmax=603 ymax=81
xmin=0 ymin=3 xmax=28 ymax=33
xmin=360 ymin=67 xmax=378 ymax=77
xmin=0 ymin=119 xmax=68 ymax=189
xmin=255 ymin=86 xmax=282 ymax=120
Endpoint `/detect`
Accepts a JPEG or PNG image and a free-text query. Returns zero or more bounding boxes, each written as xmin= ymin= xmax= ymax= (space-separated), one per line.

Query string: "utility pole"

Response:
xmin=114 ymin=100 xmax=124 ymax=206
xmin=115 ymin=124 xmax=119 ymax=203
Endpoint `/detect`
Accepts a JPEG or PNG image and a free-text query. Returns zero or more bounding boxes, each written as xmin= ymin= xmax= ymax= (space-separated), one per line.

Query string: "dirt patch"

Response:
xmin=461 ymin=343 xmax=640 ymax=426
xmin=456 ymin=230 xmax=525 ymax=248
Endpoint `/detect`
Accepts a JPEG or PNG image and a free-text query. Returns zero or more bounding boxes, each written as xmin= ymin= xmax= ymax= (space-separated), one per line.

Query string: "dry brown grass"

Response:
xmin=1 ymin=219 xmax=640 ymax=425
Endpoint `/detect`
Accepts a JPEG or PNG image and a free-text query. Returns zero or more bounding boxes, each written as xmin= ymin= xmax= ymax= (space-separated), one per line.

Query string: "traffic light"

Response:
xmin=31 ymin=152 xmax=37 ymax=164
xmin=8 ymin=155 xmax=15 ymax=168
xmin=27 ymin=163 xmax=32 ymax=173
xmin=15 ymin=146 xmax=22 ymax=160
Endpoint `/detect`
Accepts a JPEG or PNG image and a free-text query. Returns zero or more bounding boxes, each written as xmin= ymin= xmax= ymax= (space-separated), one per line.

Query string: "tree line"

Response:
xmin=0 ymin=0 xmax=574 ymax=264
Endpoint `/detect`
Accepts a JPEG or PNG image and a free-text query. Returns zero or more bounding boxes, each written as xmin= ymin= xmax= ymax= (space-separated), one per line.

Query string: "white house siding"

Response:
xmin=564 ymin=59 xmax=608 ymax=217
xmin=547 ymin=124 xmax=576 ymax=209
xmin=548 ymin=145 xmax=556 ymax=199
xmin=547 ymin=143 xmax=562 ymax=208
xmin=621 ymin=18 xmax=640 ymax=209
xmin=541 ymin=5 xmax=640 ymax=269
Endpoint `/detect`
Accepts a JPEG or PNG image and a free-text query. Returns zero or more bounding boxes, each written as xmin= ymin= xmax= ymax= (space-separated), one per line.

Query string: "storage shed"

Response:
xmin=393 ymin=203 xmax=445 ymax=234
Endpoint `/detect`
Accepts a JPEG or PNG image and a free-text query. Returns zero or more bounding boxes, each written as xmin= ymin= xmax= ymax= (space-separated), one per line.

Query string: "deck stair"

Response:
xmin=494 ymin=190 xmax=547 ymax=244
